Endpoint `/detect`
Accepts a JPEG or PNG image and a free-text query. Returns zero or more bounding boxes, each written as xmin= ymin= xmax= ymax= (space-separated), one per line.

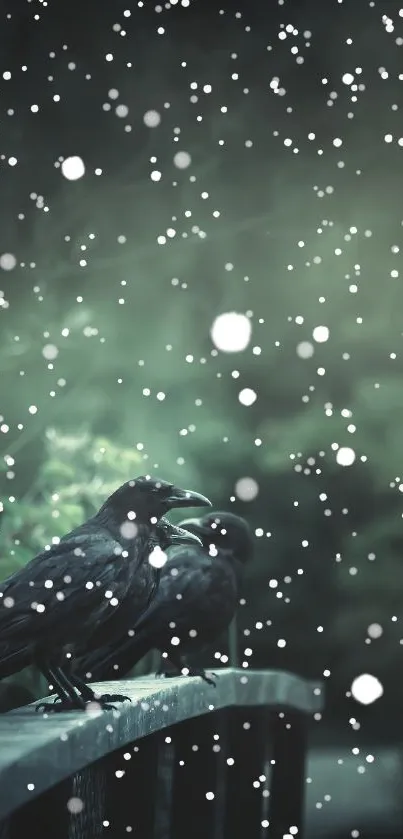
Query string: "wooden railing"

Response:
xmin=0 ymin=669 xmax=323 ymax=839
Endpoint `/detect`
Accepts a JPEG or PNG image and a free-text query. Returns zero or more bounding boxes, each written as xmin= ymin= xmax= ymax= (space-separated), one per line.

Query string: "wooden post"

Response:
xmin=8 ymin=763 xmax=107 ymax=839
xmin=224 ymin=708 xmax=269 ymax=839
xmin=267 ymin=711 xmax=308 ymax=839
xmin=103 ymin=732 xmax=161 ymax=838
xmin=169 ymin=710 xmax=229 ymax=839
xmin=228 ymin=617 xmax=239 ymax=667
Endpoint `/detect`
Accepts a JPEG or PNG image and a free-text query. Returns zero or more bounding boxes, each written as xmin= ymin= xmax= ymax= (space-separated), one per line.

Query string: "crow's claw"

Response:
xmin=94 ymin=693 xmax=131 ymax=704
xmin=199 ymin=671 xmax=217 ymax=687
xmin=203 ymin=675 xmax=216 ymax=687
xmin=36 ymin=699 xmax=86 ymax=713
xmin=187 ymin=668 xmax=218 ymax=686
xmin=36 ymin=696 xmax=121 ymax=713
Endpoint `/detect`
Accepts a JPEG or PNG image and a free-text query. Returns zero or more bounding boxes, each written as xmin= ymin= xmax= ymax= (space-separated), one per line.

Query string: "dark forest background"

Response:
xmin=1 ymin=0 xmax=403 ymax=727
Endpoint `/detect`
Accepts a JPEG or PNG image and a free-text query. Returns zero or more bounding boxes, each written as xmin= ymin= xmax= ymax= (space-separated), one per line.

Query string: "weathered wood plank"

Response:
xmin=0 ymin=669 xmax=323 ymax=821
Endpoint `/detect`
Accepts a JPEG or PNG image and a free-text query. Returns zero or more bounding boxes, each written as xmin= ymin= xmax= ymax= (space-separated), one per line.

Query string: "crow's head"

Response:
xmin=105 ymin=476 xmax=211 ymax=524
xmin=179 ymin=511 xmax=253 ymax=564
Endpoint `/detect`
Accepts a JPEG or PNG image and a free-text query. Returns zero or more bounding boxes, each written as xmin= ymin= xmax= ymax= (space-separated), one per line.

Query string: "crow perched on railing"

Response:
xmin=0 ymin=476 xmax=211 ymax=711
xmin=76 ymin=511 xmax=253 ymax=686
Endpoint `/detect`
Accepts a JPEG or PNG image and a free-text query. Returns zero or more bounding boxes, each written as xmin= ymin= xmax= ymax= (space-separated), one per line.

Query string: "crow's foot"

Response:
xmin=188 ymin=667 xmax=218 ymax=687
xmin=36 ymin=696 xmax=122 ymax=712
xmin=94 ymin=693 xmax=131 ymax=704
xmin=36 ymin=697 xmax=86 ymax=713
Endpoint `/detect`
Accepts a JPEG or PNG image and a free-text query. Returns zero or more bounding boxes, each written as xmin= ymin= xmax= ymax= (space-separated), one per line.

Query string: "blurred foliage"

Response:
xmin=1 ymin=0 xmax=403 ymax=716
xmin=0 ymin=429 xmax=143 ymax=580
xmin=0 ymin=431 xmax=146 ymax=704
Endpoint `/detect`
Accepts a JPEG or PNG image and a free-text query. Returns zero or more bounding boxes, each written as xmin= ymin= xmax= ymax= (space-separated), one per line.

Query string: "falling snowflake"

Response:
xmin=210 ymin=312 xmax=252 ymax=352
xmin=336 ymin=447 xmax=356 ymax=466
xmin=351 ymin=674 xmax=383 ymax=705
xmin=61 ymin=156 xmax=85 ymax=180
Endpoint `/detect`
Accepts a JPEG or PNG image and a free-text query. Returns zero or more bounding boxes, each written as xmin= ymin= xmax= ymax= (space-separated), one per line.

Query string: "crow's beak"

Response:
xmin=168 ymin=523 xmax=203 ymax=547
xmin=166 ymin=486 xmax=212 ymax=510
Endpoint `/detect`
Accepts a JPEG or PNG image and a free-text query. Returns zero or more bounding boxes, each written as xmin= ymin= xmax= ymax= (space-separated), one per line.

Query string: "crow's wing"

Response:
xmin=0 ymin=529 xmax=131 ymax=645
xmin=132 ymin=546 xmax=216 ymax=632
xmin=76 ymin=545 xmax=231 ymax=679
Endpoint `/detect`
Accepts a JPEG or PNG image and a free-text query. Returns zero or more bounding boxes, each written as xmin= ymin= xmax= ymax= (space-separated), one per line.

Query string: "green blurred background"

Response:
xmin=1 ymin=0 xmax=403 ymax=718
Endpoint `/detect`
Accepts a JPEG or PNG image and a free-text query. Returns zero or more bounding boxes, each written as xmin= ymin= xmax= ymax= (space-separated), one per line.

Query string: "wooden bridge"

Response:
xmin=0 ymin=668 xmax=323 ymax=839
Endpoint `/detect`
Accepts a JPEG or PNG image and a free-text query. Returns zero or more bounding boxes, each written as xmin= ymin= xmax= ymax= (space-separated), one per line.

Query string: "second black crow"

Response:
xmin=76 ymin=511 xmax=253 ymax=686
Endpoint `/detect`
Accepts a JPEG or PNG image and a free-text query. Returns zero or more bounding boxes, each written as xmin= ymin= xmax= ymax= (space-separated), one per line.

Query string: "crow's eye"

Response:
xmin=154 ymin=482 xmax=172 ymax=496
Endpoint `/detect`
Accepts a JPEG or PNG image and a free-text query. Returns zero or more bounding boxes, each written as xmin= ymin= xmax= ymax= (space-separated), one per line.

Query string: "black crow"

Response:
xmin=0 ymin=477 xmax=211 ymax=710
xmin=76 ymin=511 xmax=253 ymax=686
